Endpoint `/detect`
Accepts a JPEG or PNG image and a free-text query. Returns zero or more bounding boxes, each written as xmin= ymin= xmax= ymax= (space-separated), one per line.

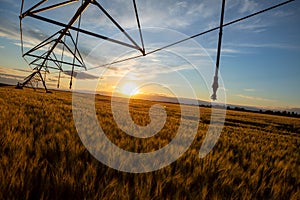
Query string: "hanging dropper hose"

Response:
xmin=70 ymin=0 xmax=83 ymax=89
xmin=211 ymin=0 xmax=226 ymax=101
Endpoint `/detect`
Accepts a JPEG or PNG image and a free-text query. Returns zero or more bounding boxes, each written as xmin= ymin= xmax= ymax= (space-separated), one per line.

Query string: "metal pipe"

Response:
xmin=21 ymin=0 xmax=48 ymax=18
xmin=133 ymin=0 xmax=145 ymax=55
xmin=145 ymin=0 xmax=295 ymax=56
xmin=211 ymin=0 xmax=226 ymax=101
xmin=22 ymin=0 xmax=91 ymax=90
xmin=27 ymin=14 xmax=140 ymax=50
xmin=92 ymin=0 xmax=143 ymax=54
xmin=26 ymin=53 xmax=84 ymax=68
xmin=30 ymin=0 xmax=78 ymax=15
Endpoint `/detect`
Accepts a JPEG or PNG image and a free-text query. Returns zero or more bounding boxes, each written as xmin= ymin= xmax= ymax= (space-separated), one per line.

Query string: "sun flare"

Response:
xmin=120 ymin=82 xmax=139 ymax=97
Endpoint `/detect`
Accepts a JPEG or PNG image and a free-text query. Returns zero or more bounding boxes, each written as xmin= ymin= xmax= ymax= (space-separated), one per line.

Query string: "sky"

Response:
xmin=0 ymin=0 xmax=299 ymax=109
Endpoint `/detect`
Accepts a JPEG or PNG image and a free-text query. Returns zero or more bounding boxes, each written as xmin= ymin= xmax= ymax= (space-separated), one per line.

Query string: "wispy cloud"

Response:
xmin=206 ymin=48 xmax=240 ymax=55
xmin=236 ymin=94 xmax=276 ymax=102
xmin=238 ymin=0 xmax=259 ymax=14
xmin=95 ymin=57 xmax=196 ymax=81
xmin=233 ymin=18 xmax=268 ymax=33
xmin=80 ymin=0 xmax=219 ymax=31
xmin=63 ymin=71 xmax=98 ymax=80
xmin=0 ymin=0 xmax=18 ymax=8
xmin=271 ymin=10 xmax=294 ymax=18
xmin=244 ymin=88 xmax=256 ymax=92
xmin=0 ymin=66 xmax=32 ymax=84
xmin=0 ymin=17 xmax=51 ymax=50
xmin=227 ymin=42 xmax=300 ymax=50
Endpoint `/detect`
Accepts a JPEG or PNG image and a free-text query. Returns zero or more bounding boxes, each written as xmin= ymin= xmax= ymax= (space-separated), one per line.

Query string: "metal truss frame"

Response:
xmin=18 ymin=0 xmax=295 ymax=99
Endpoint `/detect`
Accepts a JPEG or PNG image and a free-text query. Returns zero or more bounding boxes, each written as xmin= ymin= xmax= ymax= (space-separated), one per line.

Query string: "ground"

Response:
xmin=0 ymin=86 xmax=299 ymax=199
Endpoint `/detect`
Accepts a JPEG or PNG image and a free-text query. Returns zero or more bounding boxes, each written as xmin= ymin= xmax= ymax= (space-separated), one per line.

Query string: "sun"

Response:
xmin=120 ymin=82 xmax=139 ymax=97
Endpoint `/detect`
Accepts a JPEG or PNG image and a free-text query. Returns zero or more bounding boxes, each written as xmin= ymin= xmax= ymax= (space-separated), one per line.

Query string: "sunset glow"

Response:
xmin=120 ymin=82 xmax=139 ymax=97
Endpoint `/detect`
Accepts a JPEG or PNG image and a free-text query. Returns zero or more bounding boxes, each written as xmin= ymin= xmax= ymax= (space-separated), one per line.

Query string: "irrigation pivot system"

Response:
xmin=18 ymin=0 xmax=295 ymax=99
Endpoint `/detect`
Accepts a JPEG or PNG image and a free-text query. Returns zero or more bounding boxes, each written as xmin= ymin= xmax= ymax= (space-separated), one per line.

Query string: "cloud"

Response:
xmin=0 ymin=0 xmax=271 ymax=67
xmin=236 ymin=94 xmax=276 ymax=102
xmin=81 ymin=0 xmax=218 ymax=31
xmin=1 ymin=0 xmax=296 ymax=82
xmin=0 ymin=45 xmax=4 ymax=48
xmin=0 ymin=66 xmax=31 ymax=75
xmin=233 ymin=18 xmax=268 ymax=33
xmin=89 ymin=50 xmax=205 ymax=81
xmin=0 ymin=6 xmax=91 ymax=64
xmin=0 ymin=15 xmax=53 ymax=53
xmin=227 ymin=42 xmax=300 ymax=50
xmin=238 ymin=0 xmax=259 ymax=14
xmin=271 ymin=10 xmax=294 ymax=18
xmin=0 ymin=73 xmax=25 ymax=81
xmin=0 ymin=0 xmax=18 ymax=8
xmin=206 ymin=48 xmax=240 ymax=55
xmin=244 ymin=88 xmax=256 ymax=92
xmin=227 ymin=1 xmax=296 ymax=34
xmin=63 ymin=71 xmax=98 ymax=80
xmin=0 ymin=24 xmax=19 ymax=41
xmin=0 ymin=66 xmax=32 ymax=84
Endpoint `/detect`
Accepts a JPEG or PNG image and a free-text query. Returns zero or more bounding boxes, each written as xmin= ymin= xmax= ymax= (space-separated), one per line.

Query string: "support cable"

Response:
xmin=27 ymin=14 xmax=140 ymax=50
xmin=92 ymin=0 xmax=143 ymax=54
xmin=133 ymin=0 xmax=145 ymax=55
xmin=21 ymin=0 xmax=47 ymax=18
xmin=18 ymin=0 xmax=295 ymax=91
xmin=68 ymin=32 xmax=86 ymax=68
xmin=89 ymin=54 xmax=144 ymax=70
xmin=88 ymin=0 xmax=294 ymax=71
xmin=30 ymin=0 xmax=78 ymax=15
xmin=146 ymin=0 xmax=294 ymax=56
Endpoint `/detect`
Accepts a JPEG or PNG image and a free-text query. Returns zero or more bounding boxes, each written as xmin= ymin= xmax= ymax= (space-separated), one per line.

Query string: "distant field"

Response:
xmin=0 ymin=86 xmax=299 ymax=199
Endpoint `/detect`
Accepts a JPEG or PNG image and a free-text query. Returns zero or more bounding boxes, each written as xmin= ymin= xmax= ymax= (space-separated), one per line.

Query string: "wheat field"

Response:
xmin=0 ymin=86 xmax=299 ymax=199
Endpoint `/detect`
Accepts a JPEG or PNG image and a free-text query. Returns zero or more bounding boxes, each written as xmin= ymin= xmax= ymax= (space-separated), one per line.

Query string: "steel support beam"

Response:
xmin=21 ymin=0 xmax=91 ymax=90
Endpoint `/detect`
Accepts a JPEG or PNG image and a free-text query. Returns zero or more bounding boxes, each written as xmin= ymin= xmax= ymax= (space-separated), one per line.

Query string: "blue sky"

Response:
xmin=0 ymin=0 xmax=299 ymax=109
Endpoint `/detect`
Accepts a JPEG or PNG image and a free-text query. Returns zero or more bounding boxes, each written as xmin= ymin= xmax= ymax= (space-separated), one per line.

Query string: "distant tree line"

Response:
xmin=227 ymin=106 xmax=300 ymax=118
xmin=199 ymin=104 xmax=300 ymax=118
